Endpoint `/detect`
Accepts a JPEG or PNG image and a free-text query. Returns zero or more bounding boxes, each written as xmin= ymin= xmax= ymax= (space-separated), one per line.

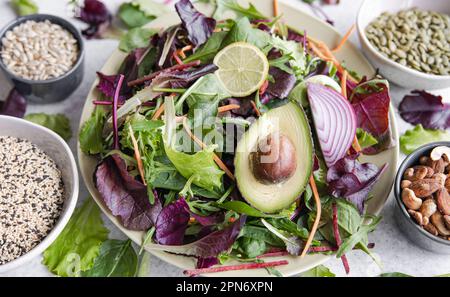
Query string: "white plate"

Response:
xmin=78 ymin=0 xmax=399 ymax=276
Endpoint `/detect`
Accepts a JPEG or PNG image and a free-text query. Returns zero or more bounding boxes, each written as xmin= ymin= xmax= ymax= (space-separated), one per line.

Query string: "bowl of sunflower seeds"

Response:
xmin=357 ymin=0 xmax=450 ymax=90
xmin=0 ymin=14 xmax=84 ymax=103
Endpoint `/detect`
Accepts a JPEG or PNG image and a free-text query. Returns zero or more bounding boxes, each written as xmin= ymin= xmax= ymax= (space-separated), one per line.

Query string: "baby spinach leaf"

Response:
xmin=300 ymin=265 xmax=335 ymax=277
xmin=82 ymin=239 xmax=138 ymax=277
xmin=79 ymin=106 xmax=107 ymax=155
xmin=218 ymin=201 xmax=280 ymax=218
xmin=11 ymin=0 xmax=38 ymax=16
xmin=400 ymin=124 xmax=450 ymax=155
xmin=238 ymin=225 xmax=285 ymax=247
xmin=118 ymin=0 xmax=167 ymax=29
xmin=236 ymin=237 xmax=267 ymax=258
xmin=43 ymin=199 xmax=109 ymax=277
xmin=119 ymin=28 xmax=157 ymax=53
xmin=25 ymin=113 xmax=72 ymax=141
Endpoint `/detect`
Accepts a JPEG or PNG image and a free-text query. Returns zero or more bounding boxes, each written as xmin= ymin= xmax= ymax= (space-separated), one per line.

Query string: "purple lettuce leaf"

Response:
xmin=168 ymin=64 xmax=218 ymax=88
xmin=399 ymin=90 xmax=450 ymax=130
xmin=175 ymin=0 xmax=216 ymax=48
xmin=189 ymin=210 xmax=224 ymax=227
xmin=261 ymin=67 xmax=296 ymax=104
xmin=150 ymin=216 xmax=246 ymax=258
xmin=196 ymin=257 xmax=219 ymax=269
xmin=76 ymin=0 xmax=112 ymax=39
xmin=225 ymin=98 xmax=256 ymax=117
xmin=327 ymin=154 xmax=388 ymax=214
xmin=155 ymin=198 xmax=190 ymax=245
xmin=0 ymin=88 xmax=27 ymax=118
xmin=94 ymin=154 xmax=162 ymax=230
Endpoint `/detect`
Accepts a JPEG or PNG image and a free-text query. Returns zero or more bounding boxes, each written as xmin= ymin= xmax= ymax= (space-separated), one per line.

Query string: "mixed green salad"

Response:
xmin=79 ymin=0 xmax=393 ymax=276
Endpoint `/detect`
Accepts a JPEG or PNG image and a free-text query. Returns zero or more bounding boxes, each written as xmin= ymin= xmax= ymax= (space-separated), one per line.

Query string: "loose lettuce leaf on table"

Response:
xmin=300 ymin=265 xmax=335 ymax=277
xmin=399 ymin=90 xmax=450 ymax=130
xmin=82 ymin=239 xmax=138 ymax=277
xmin=11 ymin=0 xmax=38 ymax=16
xmin=213 ymin=0 xmax=265 ymax=20
xmin=25 ymin=113 xmax=72 ymax=141
xmin=94 ymin=154 xmax=162 ymax=230
xmin=79 ymin=106 xmax=107 ymax=155
xmin=43 ymin=199 xmax=109 ymax=277
xmin=118 ymin=0 xmax=167 ymax=29
xmin=76 ymin=0 xmax=112 ymax=39
xmin=400 ymin=125 xmax=450 ymax=155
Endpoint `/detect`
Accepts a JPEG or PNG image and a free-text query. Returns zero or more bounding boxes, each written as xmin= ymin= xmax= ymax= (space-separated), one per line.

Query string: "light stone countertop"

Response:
xmin=0 ymin=0 xmax=449 ymax=277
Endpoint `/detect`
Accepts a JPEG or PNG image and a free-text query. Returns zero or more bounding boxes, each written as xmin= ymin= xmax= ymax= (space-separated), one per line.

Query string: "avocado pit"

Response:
xmin=250 ymin=132 xmax=297 ymax=184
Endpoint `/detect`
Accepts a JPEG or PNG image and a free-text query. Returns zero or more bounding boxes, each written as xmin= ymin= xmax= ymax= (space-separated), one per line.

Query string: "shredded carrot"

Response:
xmin=250 ymin=101 xmax=261 ymax=117
xmin=273 ymin=0 xmax=278 ymax=16
xmin=300 ymin=176 xmax=322 ymax=258
xmin=178 ymin=45 xmax=193 ymax=59
xmin=189 ymin=217 xmax=196 ymax=223
xmin=128 ymin=125 xmax=146 ymax=185
xmin=218 ymin=104 xmax=240 ymax=113
xmin=352 ymin=136 xmax=362 ymax=153
xmin=182 ymin=117 xmax=235 ymax=180
xmin=259 ymin=80 xmax=269 ymax=95
xmin=332 ymin=24 xmax=355 ymax=53
xmin=152 ymin=103 xmax=165 ymax=120
xmin=341 ymin=70 xmax=348 ymax=99
xmin=172 ymin=51 xmax=183 ymax=65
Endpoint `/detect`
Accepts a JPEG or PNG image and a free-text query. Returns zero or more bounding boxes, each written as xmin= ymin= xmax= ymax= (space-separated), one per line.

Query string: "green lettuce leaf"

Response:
xmin=400 ymin=124 xmax=450 ymax=155
xmin=11 ymin=0 xmax=38 ymax=16
xmin=118 ymin=0 xmax=167 ymax=29
xmin=43 ymin=199 xmax=109 ymax=277
xmin=213 ymin=0 xmax=265 ymax=20
xmin=356 ymin=128 xmax=378 ymax=149
xmin=184 ymin=31 xmax=228 ymax=63
xmin=300 ymin=265 xmax=335 ymax=277
xmin=79 ymin=106 xmax=107 ymax=155
xmin=119 ymin=28 xmax=157 ymax=53
xmin=82 ymin=239 xmax=138 ymax=277
xmin=25 ymin=113 xmax=72 ymax=141
xmin=221 ymin=17 xmax=270 ymax=50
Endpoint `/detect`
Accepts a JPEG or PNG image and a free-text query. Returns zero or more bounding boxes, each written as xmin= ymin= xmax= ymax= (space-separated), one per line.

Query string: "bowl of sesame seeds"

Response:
xmin=0 ymin=115 xmax=78 ymax=273
xmin=0 ymin=14 xmax=84 ymax=103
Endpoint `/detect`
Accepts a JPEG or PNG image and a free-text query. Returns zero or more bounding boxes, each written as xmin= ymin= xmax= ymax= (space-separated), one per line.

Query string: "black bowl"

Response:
xmin=394 ymin=141 xmax=450 ymax=254
xmin=0 ymin=14 xmax=84 ymax=103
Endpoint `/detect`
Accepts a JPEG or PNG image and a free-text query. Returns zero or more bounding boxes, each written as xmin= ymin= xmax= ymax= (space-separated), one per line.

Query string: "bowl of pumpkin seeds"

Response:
xmin=357 ymin=0 xmax=450 ymax=90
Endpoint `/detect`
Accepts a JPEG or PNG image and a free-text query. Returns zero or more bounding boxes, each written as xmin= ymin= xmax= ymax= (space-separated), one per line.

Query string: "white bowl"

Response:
xmin=0 ymin=115 xmax=79 ymax=273
xmin=357 ymin=0 xmax=450 ymax=90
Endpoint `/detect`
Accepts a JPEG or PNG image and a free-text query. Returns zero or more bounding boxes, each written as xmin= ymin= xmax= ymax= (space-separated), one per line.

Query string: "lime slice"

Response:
xmin=214 ymin=42 xmax=269 ymax=97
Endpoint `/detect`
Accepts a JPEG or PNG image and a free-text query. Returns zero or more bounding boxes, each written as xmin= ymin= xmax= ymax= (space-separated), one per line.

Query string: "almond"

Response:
xmin=436 ymin=188 xmax=450 ymax=216
xmin=409 ymin=179 xmax=442 ymax=198
xmin=430 ymin=212 xmax=450 ymax=236
xmin=424 ymin=223 xmax=439 ymax=236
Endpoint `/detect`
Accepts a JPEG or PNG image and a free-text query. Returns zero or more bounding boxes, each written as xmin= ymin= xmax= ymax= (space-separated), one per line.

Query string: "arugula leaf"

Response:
xmin=25 ymin=113 xmax=72 ymax=141
xmin=184 ymin=31 xmax=228 ymax=63
xmin=82 ymin=239 xmax=138 ymax=277
xmin=119 ymin=28 xmax=157 ymax=53
xmin=138 ymin=47 xmax=158 ymax=77
xmin=79 ymin=106 xmax=107 ymax=155
xmin=11 ymin=0 xmax=38 ymax=16
xmin=221 ymin=17 xmax=270 ymax=50
xmin=356 ymin=128 xmax=379 ymax=149
xmin=118 ymin=0 xmax=167 ymax=29
xmin=270 ymin=36 xmax=307 ymax=78
xmin=213 ymin=0 xmax=265 ymax=20
xmin=400 ymin=124 xmax=450 ymax=155
xmin=43 ymin=199 xmax=109 ymax=277
xmin=300 ymin=265 xmax=336 ymax=277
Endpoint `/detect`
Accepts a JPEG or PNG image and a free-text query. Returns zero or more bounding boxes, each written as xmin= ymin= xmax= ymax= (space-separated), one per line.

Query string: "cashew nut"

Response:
xmin=430 ymin=146 xmax=450 ymax=162
xmin=432 ymin=173 xmax=447 ymax=187
xmin=401 ymin=180 xmax=411 ymax=189
xmin=408 ymin=209 xmax=428 ymax=226
xmin=430 ymin=212 xmax=450 ymax=236
xmin=419 ymin=199 xmax=437 ymax=218
xmin=402 ymin=188 xmax=422 ymax=210
xmin=436 ymin=188 xmax=450 ymax=216
xmin=403 ymin=166 xmax=427 ymax=181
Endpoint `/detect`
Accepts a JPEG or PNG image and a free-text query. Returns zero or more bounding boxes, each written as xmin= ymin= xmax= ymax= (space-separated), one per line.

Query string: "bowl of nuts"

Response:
xmin=357 ymin=0 xmax=450 ymax=90
xmin=0 ymin=14 xmax=84 ymax=103
xmin=394 ymin=142 xmax=450 ymax=253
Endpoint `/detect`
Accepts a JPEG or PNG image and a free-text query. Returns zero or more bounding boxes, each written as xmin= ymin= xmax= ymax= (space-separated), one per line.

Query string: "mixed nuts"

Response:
xmin=401 ymin=146 xmax=450 ymax=240
xmin=365 ymin=8 xmax=450 ymax=76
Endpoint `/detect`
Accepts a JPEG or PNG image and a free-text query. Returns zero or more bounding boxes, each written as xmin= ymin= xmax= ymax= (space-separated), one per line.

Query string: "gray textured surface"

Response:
xmin=0 ymin=0 xmax=449 ymax=277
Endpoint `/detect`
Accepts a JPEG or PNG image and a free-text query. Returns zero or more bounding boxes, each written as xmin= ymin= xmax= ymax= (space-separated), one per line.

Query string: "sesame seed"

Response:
xmin=0 ymin=136 xmax=65 ymax=265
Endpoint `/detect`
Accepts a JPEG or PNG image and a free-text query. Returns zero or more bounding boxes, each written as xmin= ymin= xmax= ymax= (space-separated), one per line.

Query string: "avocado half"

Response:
xmin=234 ymin=102 xmax=313 ymax=213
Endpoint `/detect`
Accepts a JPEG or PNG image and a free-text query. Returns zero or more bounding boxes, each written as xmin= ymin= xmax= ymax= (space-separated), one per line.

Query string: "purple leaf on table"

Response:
xmin=399 ymin=90 xmax=450 ymax=130
xmin=0 ymin=88 xmax=27 ymax=118
xmin=76 ymin=0 xmax=112 ymax=39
